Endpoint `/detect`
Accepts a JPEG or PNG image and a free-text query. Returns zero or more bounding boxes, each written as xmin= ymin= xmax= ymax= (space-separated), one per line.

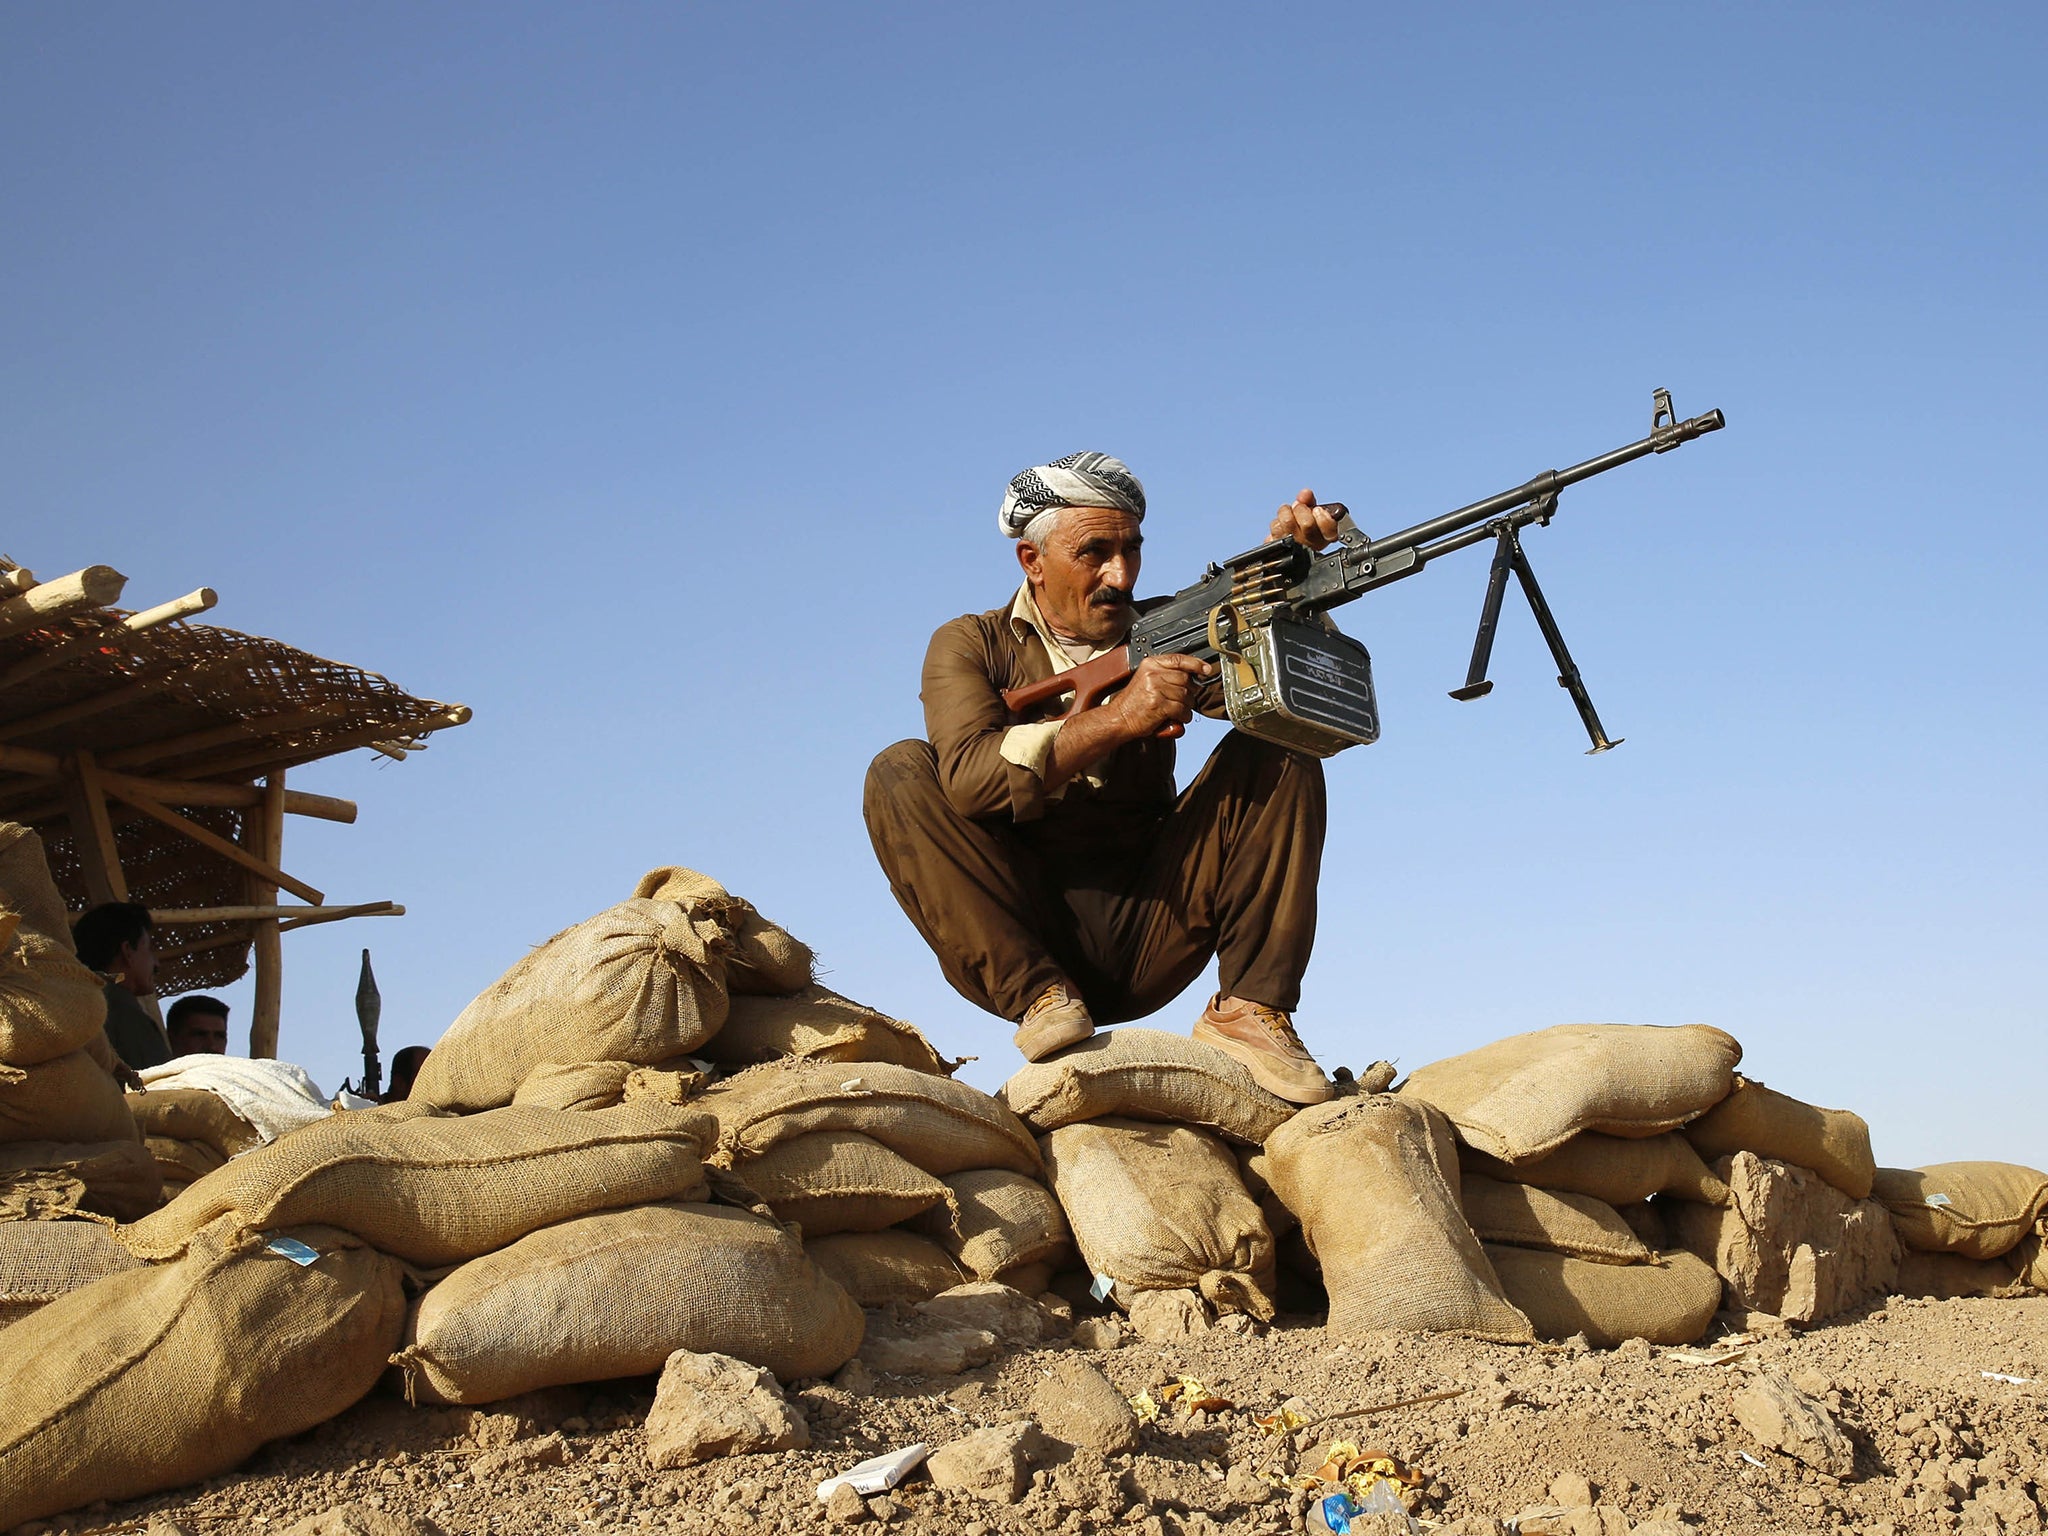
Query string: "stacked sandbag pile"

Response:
xmin=1873 ymin=1161 xmax=2048 ymax=1300
xmin=127 ymin=1084 xmax=263 ymax=1196
xmin=999 ymin=1028 xmax=1295 ymax=1327
xmin=1396 ymin=1023 xmax=1743 ymax=1345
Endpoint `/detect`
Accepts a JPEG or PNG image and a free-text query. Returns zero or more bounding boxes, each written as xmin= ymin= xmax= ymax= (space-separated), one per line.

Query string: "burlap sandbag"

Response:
xmin=704 ymin=985 xmax=953 ymax=1076
xmin=1 ymin=1138 xmax=161 ymax=1222
xmin=125 ymin=1086 xmax=262 ymax=1157
xmin=1873 ymin=1163 xmax=2048 ymax=1260
xmin=913 ymin=1168 xmax=1071 ymax=1281
xmin=397 ymin=1201 xmax=862 ymax=1403
xmin=1460 ymin=1174 xmax=1651 ymax=1264
xmin=635 ymin=867 xmax=813 ymax=995
xmin=1893 ymin=1250 xmax=2029 ymax=1300
xmin=411 ymin=895 xmax=732 ymax=1112
xmin=1266 ymin=1095 xmax=1533 ymax=1342
xmin=2008 ymin=1234 xmax=2047 ymax=1292
xmin=1000 ymin=1027 xmax=1293 ymax=1146
xmin=1485 ymin=1244 xmax=1720 ymax=1347
xmin=0 ymin=930 xmax=107 ymax=1068
xmin=701 ymin=1059 xmax=1040 ymax=1176
xmin=808 ymin=1230 xmax=965 ymax=1306
xmin=121 ymin=1099 xmax=710 ymax=1266
xmin=147 ymin=1134 xmax=226 ymax=1185
xmin=0 ymin=1217 xmax=403 ymax=1530
xmin=1235 ymin=1145 xmax=1299 ymax=1238
xmin=730 ymin=1130 xmax=951 ymax=1235
xmin=1042 ymin=1118 xmax=1277 ymax=1319
xmin=0 ymin=824 xmax=74 ymax=945
xmin=1682 ymin=1075 xmax=1875 ymax=1200
xmin=0 ymin=1048 xmax=138 ymax=1146
xmin=0 ymin=1217 xmax=139 ymax=1329
xmin=512 ymin=1059 xmax=637 ymax=1112
xmin=1463 ymin=1132 xmax=1729 ymax=1207
xmin=1400 ymin=1023 xmax=1742 ymax=1162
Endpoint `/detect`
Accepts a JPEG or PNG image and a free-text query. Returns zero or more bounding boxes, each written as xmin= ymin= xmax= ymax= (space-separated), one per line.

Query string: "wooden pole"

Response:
xmin=0 ymin=587 xmax=217 ymax=693
xmin=0 ymin=776 xmax=357 ymax=828
xmin=56 ymin=750 xmax=129 ymax=904
xmin=245 ymin=773 xmax=286 ymax=1059
xmin=153 ymin=900 xmax=401 ymax=925
xmin=0 ymin=567 xmax=127 ymax=642
xmin=99 ymin=707 xmax=338 ymax=773
xmin=172 ymin=706 xmax=472 ymax=783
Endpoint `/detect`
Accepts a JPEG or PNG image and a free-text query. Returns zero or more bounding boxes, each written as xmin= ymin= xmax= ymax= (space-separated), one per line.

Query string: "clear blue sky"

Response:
xmin=6 ymin=6 xmax=2041 ymax=1168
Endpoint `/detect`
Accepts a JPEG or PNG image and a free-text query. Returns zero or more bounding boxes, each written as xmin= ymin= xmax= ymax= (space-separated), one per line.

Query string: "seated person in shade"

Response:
xmin=71 ymin=901 xmax=171 ymax=1072
xmin=383 ymin=1045 xmax=430 ymax=1103
xmin=165 ymin=994 xmax=231 ymax=1056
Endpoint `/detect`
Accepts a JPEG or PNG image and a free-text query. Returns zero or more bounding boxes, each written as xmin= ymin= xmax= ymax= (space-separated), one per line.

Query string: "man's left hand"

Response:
xmin=1270 ymin=488 xmax=1343 ymax=551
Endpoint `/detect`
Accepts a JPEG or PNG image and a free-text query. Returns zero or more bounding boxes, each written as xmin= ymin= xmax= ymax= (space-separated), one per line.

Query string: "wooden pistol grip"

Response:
xmin=1000 ymin=646 xmax=1136 ymax=721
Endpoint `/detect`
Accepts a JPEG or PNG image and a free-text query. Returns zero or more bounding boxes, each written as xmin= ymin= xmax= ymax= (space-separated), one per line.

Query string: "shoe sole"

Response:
xmin=1014 ymin=1012 xmax=1096 ymax=1064
xmin=1191 ymin=1019 xmax=1335 ymax=1106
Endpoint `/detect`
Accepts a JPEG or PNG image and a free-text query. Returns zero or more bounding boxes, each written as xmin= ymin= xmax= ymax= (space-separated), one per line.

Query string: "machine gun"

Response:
xmin=1001 ymin=390 xmax=1725 ymax=756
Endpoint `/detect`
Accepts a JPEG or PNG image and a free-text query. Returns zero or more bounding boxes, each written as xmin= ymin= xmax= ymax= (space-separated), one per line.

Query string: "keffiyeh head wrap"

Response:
xmin=998 ymin=451 xmax=1146 ymax=538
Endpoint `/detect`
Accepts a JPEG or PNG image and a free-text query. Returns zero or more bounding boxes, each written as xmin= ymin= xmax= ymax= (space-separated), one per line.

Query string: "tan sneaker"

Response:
xmin=1014 ymin=982 xmax=1096 ymax=1063
xmin=1192 ymin=994 xmax=1334 ymax=1105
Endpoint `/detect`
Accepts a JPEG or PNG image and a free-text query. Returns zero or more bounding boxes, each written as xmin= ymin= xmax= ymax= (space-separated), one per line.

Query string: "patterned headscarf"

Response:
xmin=997 ymin=451 xmax=1146 ymax=538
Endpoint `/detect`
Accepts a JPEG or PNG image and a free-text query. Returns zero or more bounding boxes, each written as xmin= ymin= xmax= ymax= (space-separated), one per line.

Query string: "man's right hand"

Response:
xmin=1109 ymin=654 xmax=1214 ymax=738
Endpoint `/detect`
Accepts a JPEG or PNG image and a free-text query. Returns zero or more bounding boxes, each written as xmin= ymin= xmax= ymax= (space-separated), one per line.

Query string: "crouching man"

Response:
xmin=864 ymin=451 xmax=1344 ymax=1104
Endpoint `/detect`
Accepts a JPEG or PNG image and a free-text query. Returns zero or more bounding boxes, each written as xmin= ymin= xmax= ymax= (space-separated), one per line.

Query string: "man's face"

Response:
xmin=170 ymin=1011 xmax=229 ymax=1055
xmin=1016 ymin=507 xmax=1144 ymax=647
xmin=118 ymin=931 xmax=157 ymax=994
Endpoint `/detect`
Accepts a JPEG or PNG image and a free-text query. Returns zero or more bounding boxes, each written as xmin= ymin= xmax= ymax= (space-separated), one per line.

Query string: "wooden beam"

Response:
xmin=0 ymin=587 xmax=218 ymax=693
xmin=154 ymin=900 xmax=400 ymax=926
xmin=96 ymin=771 xmax=357 ymax=824
xmin=0 ymin=678 xmax=157 ymax=745
xmin=154 ymin=706 xmax=473 ymax=782
xmin=56 ymin=750 xmax=128 ymax=904
xmin=246 ymin=774 xmax=286 ymax=1060
xmin=0 ymin=743 xmax=60 ymax=778
xmin=98 ymin=707 xmax=338 ymax=772
xmin=121 ymin=588 xmax=218 ymax=632
xmin=0 ymin=567 xmax=127 ymax=642
xmin=100 ymin=779 xmax=324 ymax=906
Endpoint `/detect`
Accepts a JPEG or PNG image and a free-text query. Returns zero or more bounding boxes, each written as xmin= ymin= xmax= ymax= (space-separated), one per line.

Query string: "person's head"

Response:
xmin=165 ymin=995 xmax=230 ymax=1055
xmin=384 ymin=1045 xmax=431 ymax=1103
xmin=71 ymin=902 xmax=156 ymax=993
xmin=1000 ymin=452 xmax=1147 ymax=648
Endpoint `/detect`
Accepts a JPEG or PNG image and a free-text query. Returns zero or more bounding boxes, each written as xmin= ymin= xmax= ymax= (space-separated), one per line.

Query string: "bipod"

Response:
xmin=1448 ymin=495 xmax=1623 ymax=754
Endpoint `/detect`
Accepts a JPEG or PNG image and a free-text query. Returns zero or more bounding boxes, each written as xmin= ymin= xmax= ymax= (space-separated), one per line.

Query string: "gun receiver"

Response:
xmin=1001 ymin=389 xmax=1725 ymax=754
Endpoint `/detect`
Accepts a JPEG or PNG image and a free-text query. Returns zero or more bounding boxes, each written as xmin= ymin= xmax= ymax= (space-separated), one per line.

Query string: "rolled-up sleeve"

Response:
xmin=921 ymin=618 xmax=1054 ymax=823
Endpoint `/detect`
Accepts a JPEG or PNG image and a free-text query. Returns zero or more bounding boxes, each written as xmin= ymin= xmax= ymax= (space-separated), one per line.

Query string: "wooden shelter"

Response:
xmin=0 ymin=556 xmax=467 ymax=1058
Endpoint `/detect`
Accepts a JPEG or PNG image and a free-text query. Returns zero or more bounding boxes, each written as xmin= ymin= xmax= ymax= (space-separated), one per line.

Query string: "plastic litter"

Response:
xmin=1663 ymin=1343 xmax=1750 ymax=1367
xmin=1737 ymin=1450 xmax=1767 ymax=1468
xmin=1159 ymin=1375 xmax=1233 ymax=1414
xmin=1982 ymin=1372 xmax=2036 ymax=1385
xmin=262 ymin=1235 xmax=321 ymax=1267
xmin=1088 ymin=1271 xmax=1116 ymax=1302
xmin=1128 ymin=1390 xmax=1161 ymax=1424
xmin=816 ymin=1443 xmax=929 ymax=1500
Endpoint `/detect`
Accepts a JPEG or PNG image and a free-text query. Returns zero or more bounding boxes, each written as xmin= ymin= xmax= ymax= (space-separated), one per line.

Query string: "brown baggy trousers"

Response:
xmin=863 ymin=731 xmax=1325 ymax=1025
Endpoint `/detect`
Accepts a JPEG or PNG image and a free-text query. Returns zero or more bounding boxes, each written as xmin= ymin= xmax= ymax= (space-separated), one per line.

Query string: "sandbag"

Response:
xmin=1400 ymin=1023 xmax=1742 ymax=1162
xmin=1459 ymin=1174 xmax=1652 ymax=1264
xmin=125 ymin=1086 xmax=263 ymax=1157
xmin=512 ymin=1059 xmax=637 ymax=1112
xmin=703 ymin=985 xmax=953 ymax=1076
xmin=731 ymin=1130 xmax=950 ymax=1235
xmin=0 ymin=824 xmax=74 ymax=946
xmin=1682 ymin=1075 xmax=1875 ymax=1200
xmin=1463 ymin=1132 xmax=1729 ymax=1207
xmin=396 ymin=1201 xmax=862 ymax=1403
xmin=2010 ymin=1234 xmax=2047 ymax=1292
xmin=1266 ymin=1095 xmax=1532 ymax=1343
xmin=1485 ymin=1244 xmax=1720 ymax=1347
xmin=807 ymin=1230 xmax=965 ymax=1307
xmin=148 ymin=1134 xmax=226 ymax=1185
xmin=1235 ymin=1145 xmax=1299 ymax=1238
xmin=1873 ymin=1163 xmax=2048 ymax=1260
xmin=0 ymin=1218 xmax=403 ymax=1530
xmin=0 ymin=1217 xmax=139 ymax=1329
xmin=121 ymin=1099 xmax=710 ymax=1266
xmin=0 ymin=1138 xmax=162 ymax=1222
xmin=1000 ymin=1027 xmax=1293 ymax=1146
xmin=635 ymin=867 xmax=813 ymax=994
xmin=0 ymin=1048 xmax=138 ymax=1146
xmin=0 ymin=930 xmax=107 ymax=1068
xmin=701 ymin=1059 xmax=1040 ymax=1176
xmin=1893 ymin=1250 xmax=2028 ymax=1300
xmin=411 ymin=896 xmax=732 ymax=1112
xmin=913 ymin=1168 xmax=1071 ymax=1281
xmin=1042 ymin=1118 xmax=1276 ymax=1319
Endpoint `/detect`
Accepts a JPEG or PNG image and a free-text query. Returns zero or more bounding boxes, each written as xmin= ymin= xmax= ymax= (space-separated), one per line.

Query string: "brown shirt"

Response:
xmin=919 ymin=588 xmax=1211 ymax=862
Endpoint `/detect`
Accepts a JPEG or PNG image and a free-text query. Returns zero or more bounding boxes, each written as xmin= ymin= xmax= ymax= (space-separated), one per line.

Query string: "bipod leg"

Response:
xmin=1449 ymin=524 xmax=1515 ymax=702
xmin=1506 ymin=532 xmax=1624 ymax=754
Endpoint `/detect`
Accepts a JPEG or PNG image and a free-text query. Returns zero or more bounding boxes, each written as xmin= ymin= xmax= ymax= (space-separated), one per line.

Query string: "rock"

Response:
xmin=644 ymin=1350 xmax=809 ymax=1468
xmin=1071 ymin=1315 xmax=1128 ymax=1350
xmin=1028 ymin=1356 xmax=1141 ymax=1456
xmin=1628 ymin=1523 xmax=1690 ymax=1536
xmin=1672 ymin=1153 xmax=1900 ymax=1323
xmin=833 ymin=1357 xmax=876 ymax=1394
xmin=926 ymin=1421 xmax=1050 ymax=1503
xmin=866 ymin=1496 xmax=900 ymax=1523
xmin=1051 ymin=1446 xmax=1122 ymax=1513
xmin=920 ymin=1282 xmax=1060 ymax=1345
xmin=147 ymin=1521 xmax=199 ymax=1536
xmin=467 ymin=1431 xmax=571 ymax=1478
xmin=825 ymin=1483 xmax=870 ymax=1524
xmin=280 ymin=1508 xmax=446 ymax=1536
xmin=1549 ymin=1473 xmax=1595 ymax=1508
xmin=1504 ymin=1509 xmax=1572 ymax=1536
xmin=857 ymin=1313 xmax=1001 ymax=1377
xmin=1730 ymin=1365 xmax=1857 ymax=1477
xmin=1126 ymin=1288 xmax=1210 ymax=1343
